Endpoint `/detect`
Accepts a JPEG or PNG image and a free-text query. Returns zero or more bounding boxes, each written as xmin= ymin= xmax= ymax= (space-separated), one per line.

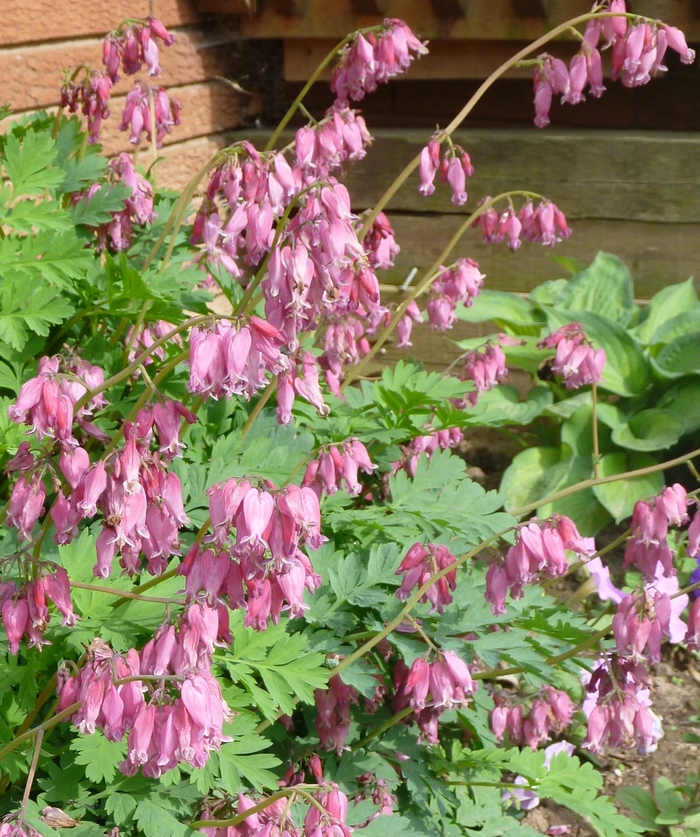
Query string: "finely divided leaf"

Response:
xmin=2 ymin=129 xmax=65 ymax=195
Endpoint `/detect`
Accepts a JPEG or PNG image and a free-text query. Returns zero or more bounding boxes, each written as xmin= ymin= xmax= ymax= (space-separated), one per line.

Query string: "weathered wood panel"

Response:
xmin=0 ymin=28 xmax=245 ymax=113
xmin=339 ymin=130 xmax=700 ymax=222
xmin=219 ymin=0 xmax=700 ymax=40
xmin=0 ymin=0 xmax=200 ymax=47
xmin=380 ymin=214 xmax=700 ymax=298
xmin=284 ymin=38 xmax=581 ymax=82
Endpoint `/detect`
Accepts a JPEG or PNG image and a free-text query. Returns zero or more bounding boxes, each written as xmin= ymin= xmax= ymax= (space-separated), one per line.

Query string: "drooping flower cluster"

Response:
xmin=181 ymin=480 xmax=324 ymax=630
xmin=55 ymin=402 xmax=192 ymax=578
xmin=302 ymin=438 xmax=376 ymax=496
xmin=624 ymin=483 xmax=689 ymax=580
xmin=363 ymin=211 xmax=400 ymax=270
xmin=392 ymin=427 xmax=464 ymax=479
xmin=57 ymin=608 xmax=232 ymax=777
xmin=331 ymin=19 xmax=428 ymax=103
xmin=315 ymin=674 xmax=360 ymax=754
xmin=582 ymin=655 xmax=663 ymax=755
xmin=0 ymin=817 xmax=41 ymax=837
xmin=538 ymin=322 xmax=605 ymax=389
xmin=102 ymin=17 xmax=175 ymax=82
xmin=187 ymin=316 xmax=286 ymax=401
xmin=61 ymin=17 xmax=177 ymax=144
xmin=486 ymin=516 xmax=588 ymax=614
xmin=454 ymin=338 xmax=511 ymax=407
xmin=76 ymin=153 xmax=157 ymax=251
xmin=418 ymin=135 xmax=475 ymax=205
xmin=126 ymin=320 xmax=182 ymax=366
xmin=295 ymin=103 xmax=373 ymax=182
xmin=119 ymin=81 xmax=181 ymax=148
xmin=426 ymin=258 xmax=484 ymax=331
xmin=0 ymin=566 xmax=77 ymax=654
xmin=477 ymin=199 xmax=572 ymax=248
xmin=393 ymin=651 xmax=477 ymax=743
xmin=395 ymin=542 xmax=458 ymax=613
xmin=491 ymin=687 xmax=577 ymax=749
xmin=612 ymin=588 xmax=675 ymax=664
xmin=532 ymin=1 xmax=695 ymax=128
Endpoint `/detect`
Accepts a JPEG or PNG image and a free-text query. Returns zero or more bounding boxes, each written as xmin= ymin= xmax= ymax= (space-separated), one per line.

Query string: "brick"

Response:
xmin=0 ymin=28 xmax=247 ymax=113
xmin=0 ymin=0 xmax=200 ymax=47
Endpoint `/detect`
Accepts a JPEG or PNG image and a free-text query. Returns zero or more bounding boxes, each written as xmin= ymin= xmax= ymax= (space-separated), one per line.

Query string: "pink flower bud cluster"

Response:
xmin=396 ymin=300 xmax=423 ymax=348
xmin=532 ymin=2 xmax=695 ymax=128
xmin=426 ymin=258 xmax=484 ymax=331
xmin=126 ymin=320 xmax=182 ymax=366
xmin=582 ymin=656 xmax=662 ymax=755
xmin=418 ymin=136 xmax=474 ymax=205
xmin=394 ymin=428 xmax=464 ymax=479
xmin=295 ymin=104 xmax=373 ymax=182
xmin=58 ymin=606 xmax=232 ymax=777
xmin=538 ymin=322 xmax=605 ymax=389
xmin=486 ymin=516 xmax=588 ymax=614
xmin=49 ymin=400 xmax=193 ymax=578
xmin=302 ymin=439 xmax=376 ymax=497
xmin=624 ymin=483 xmax=689 ymax=581
xmin=321 ymin=314 xmax=374 ymax=392
xmin=331 ymin=20 xmax=428 ymax=103
xmin=395 ymin=542 xmax=458 ymax=613
xmin=9 ymin=354 xmax=106 ymax=445
xmin=457 ymin=340 xmax=509 ymax=407
xmin=0 ymin=818 xmax=41 ymax=837
xmin=102 ymin=18 xmax=175 ymax=83
xmin=315 ymin=674 xmax=360 ymax=754
xmin=393 ymin=651 xmax=477 ymax=743
xmin=354 ymin=775 xmax=396 ymax=822
xmin=363 ymin=211 xmax=400 ymax=270
xmin=612 ymin=588 xmax=674 ymax=664
xmin=187 ymin=316 xmax=285 ymax=401
xmin=118 ymin=81 xmax=181 ymax=148
xmin=491 ymin=687 xmax=577 ymax=749
xmin=0 ymin=567 xmax=76 ymax=654
xmin=60 ymin=71 xmax=112 ymax=144
xmin=477 ymin=199 xmax=572 ymax=248
xmin=304 ymin=785 xmax=353 ymax=837
xmin=78 ymin=153 xmax=156 ymax=251
xmin=181 ymin=480 xmax=324 ymax=630
xmin=277 ymin=351 xmax=332 ymax=424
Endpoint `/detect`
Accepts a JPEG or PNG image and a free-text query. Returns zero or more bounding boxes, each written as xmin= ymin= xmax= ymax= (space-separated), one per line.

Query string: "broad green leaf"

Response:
xmin=592 ymin=452 xmax=663 ymax=523
xmin=465 ymin=384 xmax=552 ymax=426
xmin=634 ymin=277 xmax=699 ymax=344
xmin=530 ymin=278 xmax=568 ymax=306
xmin=652 ymin=332 xmax=700 ymax=378
xmin=106 ymin=793 xmax=138 ymax=826
xmin=2 ymin=128 xmax=65 ymax=195
xmin=616 ymin=787 xmax=662 ymax=832
xmin=656 ymin=378 xmax=700 ymax=433
xmin=456 ymin=290 xmax=545 ymax=334
xmin=69 ymin=733 xmax=126 ymax=784
xmin=500 ymin=446 xmax=562 ymax=513
xmin=217 ymin=741 xmax=281 ymax=792
xmin=135 ymin=799 xmax=197 ymax=837
xmin=612 ymin=409 xmax=686 ymax=452
xmin=649 ymin=309 xmax=700 ymax=346
xmin=547 ymin=308 xmax=650 ymax=397
xmin=537 ymin=454 xmax=611 ymax=537
xmin=554 ymin=252 xmax=636 ymax=326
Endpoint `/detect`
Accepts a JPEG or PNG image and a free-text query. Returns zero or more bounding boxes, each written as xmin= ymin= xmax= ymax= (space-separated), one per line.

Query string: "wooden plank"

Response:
xmin=0 ymin=28 xmax=245 ymax=113
xmin=0 ymin=0 xmax=200 ymax=48
xmin=350 ymin=0 xmax=390 ymax=14
xmin=284 ymin=38 xmax=581 ymax=81
xmin=428 ymin=0 xmax=468 ymax=17
xmin=512 ymin=0 xmax=549 ymax=16
xmin=233 ymin=0 xmax=700 ymax=39
xmin=272 ymin=0 xmax=310 ymax=13
xmin=374 ymin=213 xmax=700 ymax=299
xmin=336 ymin=129 xmax=700 ymax=223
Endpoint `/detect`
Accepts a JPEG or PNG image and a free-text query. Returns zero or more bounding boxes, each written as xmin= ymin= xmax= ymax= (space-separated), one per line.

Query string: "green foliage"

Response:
xmin=459 ymin=251 xmax=700 ymax=532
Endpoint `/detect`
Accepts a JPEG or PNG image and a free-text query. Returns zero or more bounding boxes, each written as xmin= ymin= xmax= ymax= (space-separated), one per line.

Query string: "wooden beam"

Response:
xmin=511 ymin=0 xmax=548 ymax=16
xmin=270 ymin=0 xmax=309 ymax=13
xmin=349 ymin=0 xmax=390 ymax=14
xmin=428 ymin=0 xmax=468 ymax=17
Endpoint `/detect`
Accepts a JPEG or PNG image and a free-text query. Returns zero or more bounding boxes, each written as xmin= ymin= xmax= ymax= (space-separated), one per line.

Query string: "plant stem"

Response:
xmin=352 ymin=707 xmax=414 ymax=749
xmin=511 ymin=446 xmax=700 ymax=518
xmin=240 ymin=380 xmax=277 ymax=441
xmin=189 ymin=786 xmax=319 ymax=828
xmin=591 ymin=382 xmax=600 ymax=478
xmin=0 ymin=701 xmax=81 ymax=764
xmin=343 ymin=190 xmax=541 ymax=389
xmin=19 ymin=729 xmax=43 ymax=816
xmin=69 ymin=580 xmax=184 ymax=604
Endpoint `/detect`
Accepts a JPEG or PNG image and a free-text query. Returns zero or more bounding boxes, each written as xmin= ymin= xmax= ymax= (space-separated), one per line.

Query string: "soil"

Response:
xmin=460 ymin=426 xmax=700 ymax=835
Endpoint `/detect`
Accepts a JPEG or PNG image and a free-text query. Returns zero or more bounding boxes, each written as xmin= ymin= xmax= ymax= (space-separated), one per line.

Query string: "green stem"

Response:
xmin=264 ymin=34 xmax=357 ymax=151
xmin=352 ymin=706 xmax=414 ymax=749
xmin=0 ymin=701 xmax=81 ymax=765
xmin=240 ymin=380 xmax=277 ymax=441
xmin=343 ymin=190 xmax=541 ymax=389
xmin=68 ymin=580 xmax=184 ymax=605
xmin=510 ymin=446 xmax=700 ymax=518
xmin=19 ymin=729 xmax=43 ymax=816
xmin=189 ymin=786 xmax=319 ymax=828
xmin=591 ymin=382 xmax=600 ymax=479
